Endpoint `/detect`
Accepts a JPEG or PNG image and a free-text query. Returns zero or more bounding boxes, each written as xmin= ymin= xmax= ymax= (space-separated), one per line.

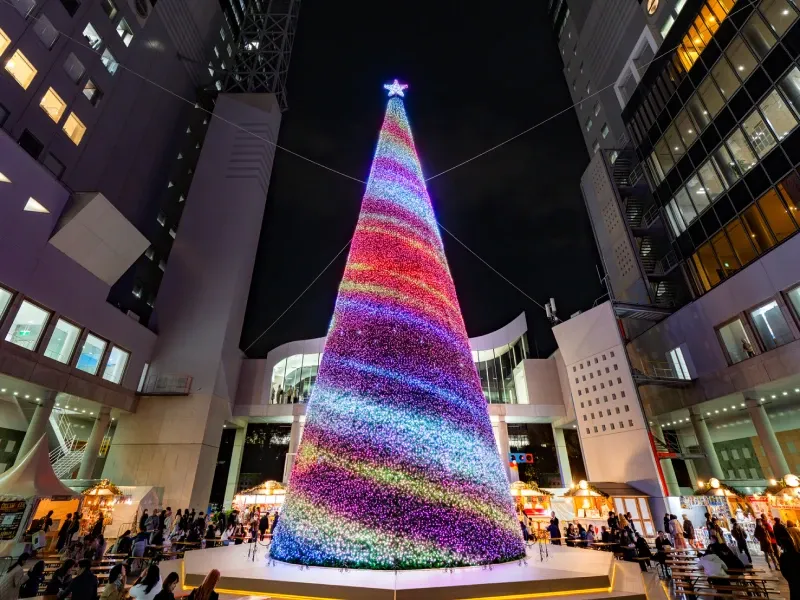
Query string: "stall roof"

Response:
xmin=0 ymin=436 xmax=79 ymax=499
xmin=592 ymin=482 xmax=650 ymax=497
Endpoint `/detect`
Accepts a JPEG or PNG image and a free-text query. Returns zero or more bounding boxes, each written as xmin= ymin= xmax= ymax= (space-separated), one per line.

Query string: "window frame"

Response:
xmin=0 ymin=284 xmax=16 ymax=322
xmin=782 ymin=283 xmax=800 ymax=329
xmin=714 ymin=314 xmax=759 ymax=365
xmin=75 ymin=332 xmax=109 ymax=376
xmin=4 ymin=298 xmax=52 ymax=352
xmin=745 ymin=297 xmax=796 ymax=352
xmin=102 ymin=344 xmax=131 ymax=384
xmin=43 ymin=317 xmax=83 ymax=365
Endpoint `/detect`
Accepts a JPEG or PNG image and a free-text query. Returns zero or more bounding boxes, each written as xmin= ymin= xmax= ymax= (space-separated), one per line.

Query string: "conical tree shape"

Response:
xmin=269 ymin=85 xmax=526 ymax=570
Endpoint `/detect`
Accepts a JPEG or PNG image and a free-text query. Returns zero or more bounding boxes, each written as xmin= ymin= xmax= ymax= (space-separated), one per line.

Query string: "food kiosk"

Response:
xmin=564 ymin=480 xmax=655 ymax=536
xmin=232 ymin=480 xmax=286 ymax=517
xmin=752 ymin=474 xmax=800 ymax=523
xmin=510 ymin=481 xmax=552 ymax=534
xmin=683 ymin=478 xmax=757 ymax=553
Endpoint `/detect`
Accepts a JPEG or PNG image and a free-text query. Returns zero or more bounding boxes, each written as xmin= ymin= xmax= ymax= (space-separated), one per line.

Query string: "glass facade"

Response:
xmin=629 ymin=0 xmax=800 ymax=296
xmin=76 ymin=333 xmax=107 ymax=375
xmin=269 ymin=332 xmax=532 ymax=405
xmin=44 ymin=319 xmax=81 ymax=364
xmin=4 ymin=301 xmax=50 ymax=350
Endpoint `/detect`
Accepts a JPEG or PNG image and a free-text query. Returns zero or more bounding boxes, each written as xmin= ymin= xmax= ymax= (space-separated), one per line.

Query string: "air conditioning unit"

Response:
xmin=128 ymin=0 xmax=154 ymax=26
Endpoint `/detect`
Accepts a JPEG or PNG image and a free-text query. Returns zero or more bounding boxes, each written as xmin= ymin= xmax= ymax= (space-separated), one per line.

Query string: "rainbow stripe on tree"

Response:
xmin=268 ymin=81 xmax=526 ymax=570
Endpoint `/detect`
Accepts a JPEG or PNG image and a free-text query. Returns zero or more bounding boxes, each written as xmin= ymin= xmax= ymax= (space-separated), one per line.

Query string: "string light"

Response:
xmin=269 ymin=84 xmax=525 ymax=570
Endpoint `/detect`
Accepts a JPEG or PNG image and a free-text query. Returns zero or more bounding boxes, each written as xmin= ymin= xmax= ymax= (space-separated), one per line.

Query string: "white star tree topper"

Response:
xmin=384 ymin=79 xmax=408 ymax=97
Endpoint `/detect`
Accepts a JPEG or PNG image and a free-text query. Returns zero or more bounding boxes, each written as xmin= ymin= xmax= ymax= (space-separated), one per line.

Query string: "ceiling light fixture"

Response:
xmin=23 ymin=198 xmax=49 ymax=213
xmin=0 ymin=172 xmax=10 ymax=183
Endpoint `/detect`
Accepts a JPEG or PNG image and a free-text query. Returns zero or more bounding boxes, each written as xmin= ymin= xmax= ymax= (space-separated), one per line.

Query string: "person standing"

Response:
xmin=91 ymin=514 xmax=104 ymax=539
xmin=669 ymin=514 xmax=686 ymax=549
xmin=779 ymin=534 xmax=800 ymax=600
xmin=731 ymin=518 xmax=752 ymax=563
xmin=258 ymin=512 xmax=269 ymax=541
xmin=57 ymin=514 xmax=74 ymax=552
xmin=756 ymin=518 xmax=780 ymax=570
xmin=682 ymin=514 xmax=696 ymax=548
xmin=0 ymin=553 xmax=30 ymax=600
xmin=42 ymin=511 xmax=55 ymax=533
xmin=775 ymin=518 xmax=792 ymax=550
xmin=139 ymin=510 xmax=149 ymax=533
xmin=763 ymin=514 xmax=781 ymax=558
xmin=68 ymin=513 xmax=81 ymax=545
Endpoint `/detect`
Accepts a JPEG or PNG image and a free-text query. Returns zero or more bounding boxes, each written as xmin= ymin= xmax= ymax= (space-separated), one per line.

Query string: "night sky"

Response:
xmin=241 ymin=0 xmax=603 ymax=358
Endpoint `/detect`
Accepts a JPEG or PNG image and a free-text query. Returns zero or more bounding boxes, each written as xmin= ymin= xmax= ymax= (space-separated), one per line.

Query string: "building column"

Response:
xmin=283 ymin=416 xmax=304 ymax=484
xmin=689 ymin=409 xmax=724 ymax=480
xmin=14 ymin=392 xmax=56 ymax=466
xmin=77 ymin=406 xmax=112 ymax=479
xmin=746 ymin=398 xmax=790 ymax=478
xmin=223 ymin=424 xmax=247 ymax=508
xmin=493 ymin=416 xmax=511 ymax=481
xmin=651 ymin=422 xmax=681 ymax=496
xmin=552 ymin=426 xmax=573 ymax=487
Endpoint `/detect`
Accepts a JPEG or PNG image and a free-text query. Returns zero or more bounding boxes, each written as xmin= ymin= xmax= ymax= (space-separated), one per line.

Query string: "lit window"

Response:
xmin=5 ymin=301 xmax=51 ymax=351
xmin=214 ymin=46 xmax=219 ymax=58
xmin=609 ymin=150 xmax=619 ymax=164
xmin=219 ymin=27 xmax=225 ymax=40
xmin=169 ymin=227 xmax=177 ymax=239
xmin=585 ymin=117 xmax=593 ymax=132
xmin=750 ymin=300 xmax=794 ymax=350
xmin=144 ymin=247 xmax=154 ymax=260
xmin=743 ymin=109 xmax=778 ymax=157
xmin=600 ymin=123 xmax=609 ymax=139
xmin=661 ymin=15 xmax=675 ymax=37
xmin=101 ymin=0 xmax=118 ymax=19
xmin=76 ymin=333 xmax=107 ymax=375
xmin=63 ymin=52 xmax=86 ymax=83
xmin=215 ymin=80 xmax=222 ymax=91
xmin=726 ymin=37 xmax=757 ymax=83
xmin=116 ymin=17 xmax=134 ymax=46
xmin=5 ymin=50 xmax=38 ymax=90
xmin=697 ymin=159 xmax=725 ymax=200
xmin=592 ymin=141 xmax=600 ymax=154
xmin=40 ymin=88 xmax=66 ymax=123
xmin=102 ymin=346 xmax=129 ymax=383
xmin=82 ymin=79 xmax=102 ymax=105
xmin=227 ymin=44 xmax=232 ymax=56
xmin=759 ymin=89 xmax=798 ymax=140
xmin=44 ymin=319 xmax=81 ymax=364
xmin=0 ymin=286 xmax=13 ymax=320
xmin=759 ymin=0 xmax=798 ymax=35
xmin=82 ymin=23 xmax=103 ymax=51
xmin=667 ymin=347 xmax=691 ymax=379
xmin=586 ymin=81 xmax=591 ymax=94
xmin=725 ymin=128 xmax=758 ymax=173
xmin=156 ymin=212 xmax=166 ymax=226
xmin=101 ymin=49 xmax=118 ymax=74
xmin=593 ymin=101 xmax=601 ymax=116
xmin=62 ymin=112 xmax=87 ymax=145
xmin=741 ymin=11 xmax=777 ymax=59
xmin=32 ymin=14 xmax=58 ymax=49
xmin=0 ymin=27 xmax=10 ymax=56
xmin=717 ymin=318 xmax=756 ymax=364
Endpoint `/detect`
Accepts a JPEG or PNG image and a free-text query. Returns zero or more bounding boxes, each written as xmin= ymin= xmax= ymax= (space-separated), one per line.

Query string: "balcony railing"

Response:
xmin=138 ymin=374 xmax=193 ymax=396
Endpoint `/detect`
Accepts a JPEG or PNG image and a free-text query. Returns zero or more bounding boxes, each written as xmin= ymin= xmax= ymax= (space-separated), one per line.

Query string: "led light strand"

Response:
xmin=269 ymin=85 xmax=525 ymax=570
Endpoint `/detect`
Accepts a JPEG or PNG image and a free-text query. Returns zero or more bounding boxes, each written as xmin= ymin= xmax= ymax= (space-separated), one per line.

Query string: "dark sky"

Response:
xmin=241 ymin=0 xmax=603 ymax=358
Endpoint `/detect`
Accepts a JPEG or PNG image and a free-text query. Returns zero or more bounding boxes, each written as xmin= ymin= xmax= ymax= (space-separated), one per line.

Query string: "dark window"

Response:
xmin=43 ymin=153 xmax=65 ymax=179
xmin=83 ymin=79 xmax=103 ymax=105
xmin=0 ymin=104 xmax=9 ymax=127
xmin=18 ymin=130 xmax=43 ymax=159
xmin=58 ymin=0 xmax=81 ymax=16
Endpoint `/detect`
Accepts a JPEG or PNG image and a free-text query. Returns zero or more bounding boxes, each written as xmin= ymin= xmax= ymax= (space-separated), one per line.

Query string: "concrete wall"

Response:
xmin=630 ymin=233 xmax=800 ymax=417
xmin=553 ymin=301 xmax=665 ymax=498
xmin=104 ymin=93 xmax=282 ymax=510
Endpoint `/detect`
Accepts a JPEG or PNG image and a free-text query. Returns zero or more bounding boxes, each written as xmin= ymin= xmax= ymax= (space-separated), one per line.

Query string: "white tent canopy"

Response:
xmin=0 ymin=436 xmax=79 ymax=499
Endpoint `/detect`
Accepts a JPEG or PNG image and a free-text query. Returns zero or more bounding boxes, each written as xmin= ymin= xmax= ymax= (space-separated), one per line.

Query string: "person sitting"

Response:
xmin=566 ymin=523 xmax=579 ymax=542
xmin=133 ymin=528 xmax=150 ymax=556
xmin=205 ymin=525 xmax=217 ymax=542
xmin=100 ymin=564 xmax=126 ymax=600
xmin=600 ymin=526 xmax=611 ymax=544
xmin=187 ymin=569 xmax=220 ymax=600
xmin=45 ymin=559 xmax=76 ymax=596
xmin=114 ymin=530 xmax=133 ymax=556
xmin=186 ymin=526 xmax=201 ymax=544
xmin=707 ymin=541 xmax=745 ymax=570
xmin=635 ymin=533 xmax=652 ymax=572
xmin=577 ymin=523 xmax=587 ymax=540
xmin=654 ymin=531 xmax=671 ymax=566
xmin=154 ymin=572 xmax=180 ymax=600
xmin=547 ymin=519 xmax=561 ymax=545
xmin=58 ymin=559 xmax=98 ymax=600
xmin=585 ymin=525 xmax=596 ymax=545
xmin=699 ymin=545 xmax=730 ymax=587
xmin=129 ymin=564 xmax=162 ymax=600
xmin=19 ymin=560 xmax=45 ymax=598
xmin=151 ymin=527 xmax=165 ymax=548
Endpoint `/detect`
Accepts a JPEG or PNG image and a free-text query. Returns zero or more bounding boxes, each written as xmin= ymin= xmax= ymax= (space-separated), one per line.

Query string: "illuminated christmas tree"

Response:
xmin=269 ymin=81 xmax=526 ymax=570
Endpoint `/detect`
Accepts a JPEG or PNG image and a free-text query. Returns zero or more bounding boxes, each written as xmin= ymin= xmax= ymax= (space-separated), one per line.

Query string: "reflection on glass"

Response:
xmin=759 ymin=89 xmax=798 ymax=140
xmin=648 ymin=152 xmax=665 ymax=184
xmin=778 ymin=67 xmax=800 ymax=117
xmin=692 ymin=242 xmax=723 ymax=290
xmin=675 ymin=109 xmax=698 ymax=147
xmin=44 ymin=319 xmax=81 ymax=364
xmin=750 ymin=300 xmax=794 ymax=350
xmin=711 ymin=143 xmax=740 ymax=187
xmin=758 ymin=188 xmax=798 ymax=240
xmin=718 ymin=318 xmax=755 ymax=364
xmin=0 ymin=287 xmax=11 ymax=320
xmin=664 ymin=124 xmax=686 ymax=161
xmin=777 ymin=172 xmax=800 ymax=225
xmin=741 ymin=12 xmax=777 ymax=58
xmin=743 ymin=110 xmax=778 ymax=158
xmin=271 ymin=358 xmax=287 ymax=403
xmin=76 ymin=333 xmax=107 ymax=375
xmin=675 ymin=187 xmax=698 ymax=227
xmin=725 ymin=128 xmax=758 ymax=172
xmin=699 ymin=77 xmax=725 ymax=117
xmin=725 ymin=218 xmax=758 ymax=265
xmin=741 ymin=203 xmax=776 ymax=253
xmin=102 ymin=346 xmax=130 ymax=384
xmin=5 ymin=301 xmax=50 ymax=350
xmin=654 ymin=138 xmax=675 ymax=173
xmin=725 ymin=36 xmax=758 ymax=82
xmin=666 ymin=200 xmax=686 ymax=236
xmin=698 ymin=159 xmax=726 ymax=200
xmin=786 ymin=286 xmax=800 ymax=320
xmin=711 ymin=57 xmax=741 ymax=98
xmin=758 ymin=0 xmax=798 ymax=36
xmin=711 ymin=230 xmax=741 ymax=276
xmin=686 ymin=174 xmax=711 ymax=214
xmin=687 ymin=93 xmax=712 ymax=131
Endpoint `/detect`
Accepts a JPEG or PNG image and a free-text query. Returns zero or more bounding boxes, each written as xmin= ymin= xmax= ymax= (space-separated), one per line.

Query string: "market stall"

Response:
xmin=63 ymin=482 xmax=160 ymax=539
xmin=683 ymin=478 xmax=757 ymax=553
xmin=77 ymin=480 xmax=123 ymax=538
xmin=510 ymin=481 xmax=552 ymax=534
xmin=750 ymin=474 xmax=800 ymax=523
xmin=0 ymin=436 xmax=80 ymax=557
xmin=564 ymin=480 xmax=655 ymax=535
xmin=232 ymin=480 xmax=286 ymax=519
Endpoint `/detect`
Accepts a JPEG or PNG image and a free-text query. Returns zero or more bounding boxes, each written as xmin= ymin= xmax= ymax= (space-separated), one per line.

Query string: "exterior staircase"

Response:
xmin=48 ymin=410 xmax=85 ymax=479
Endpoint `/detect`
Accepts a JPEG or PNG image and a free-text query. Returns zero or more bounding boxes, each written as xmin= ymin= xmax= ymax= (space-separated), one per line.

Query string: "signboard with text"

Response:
xmin=0 ymin=500 xmax=27 ymax=540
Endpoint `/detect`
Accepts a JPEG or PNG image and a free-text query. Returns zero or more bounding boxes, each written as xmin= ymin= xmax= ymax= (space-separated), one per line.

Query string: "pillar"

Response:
xmin=552 ymin=426 xmax=573 ymax=487
xmin=14 ymin=392 xmax=56 ymax=466
xmin=282 ymin=416 xmax=303 ymax=483
xmin=689 ymin=409 xmax=724 ymax=480
xmin=78 ymin=406 xmax=112 ymax=479
xmin=651 ymin=422 xmax=681 ymax=496
xmin=746 ymin=398 xmax=790 ymax=478
xmin=223 ymin=424 xmax=247 ymax=508
xmin=493 ymin=416 xmax=511 ymax=481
